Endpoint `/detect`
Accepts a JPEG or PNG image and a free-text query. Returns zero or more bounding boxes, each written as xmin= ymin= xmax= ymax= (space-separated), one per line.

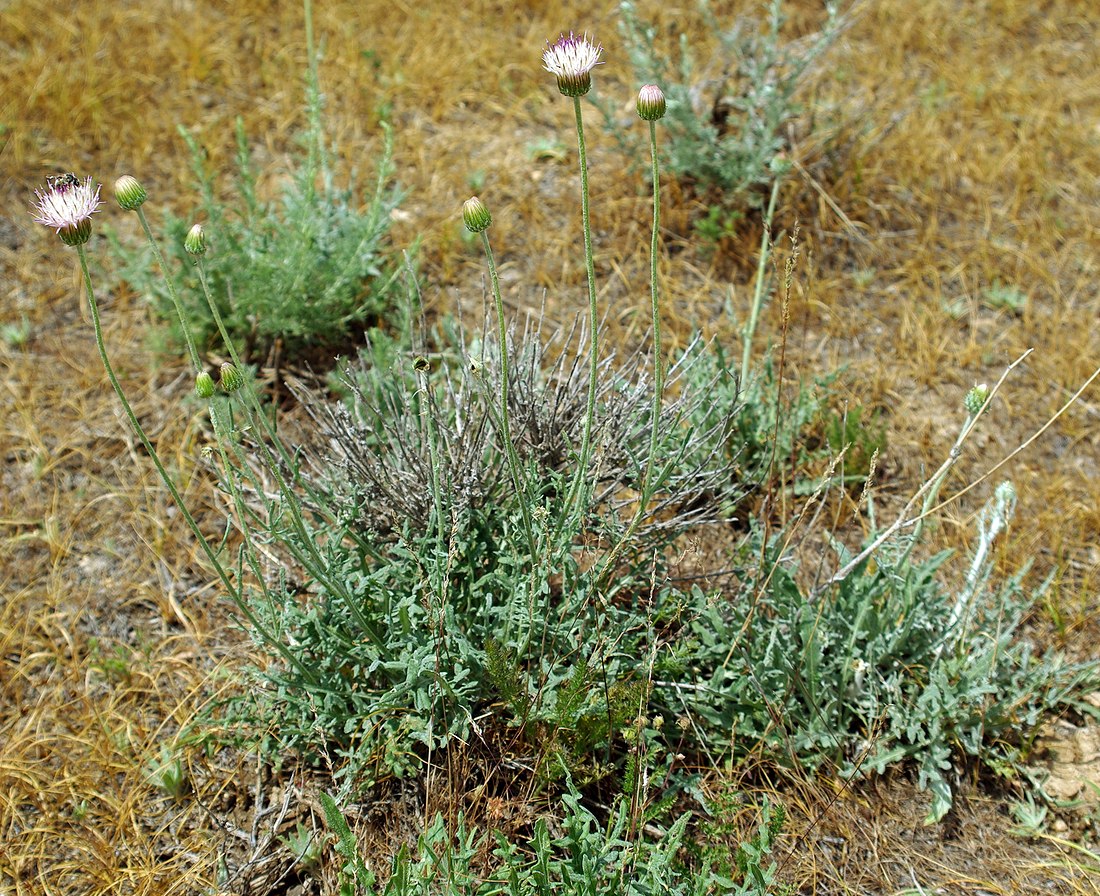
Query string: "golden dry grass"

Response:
xmin=2 ymin=0 xmax=1099 ymax=893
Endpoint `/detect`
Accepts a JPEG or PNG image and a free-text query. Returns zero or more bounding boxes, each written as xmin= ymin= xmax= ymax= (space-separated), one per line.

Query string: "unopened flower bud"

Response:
xmin=113 ymin=175 xmax=147 ymax=211
xmin=636 ymin=84 xmax=666 ymax=121
xmin=184 ymin=224 xmax=206 ymax=256
xmin=219 ymin=362 xmax=243 ymax=393
xmin=195 ymin=370 xmax=215 ymax=399
xmin=462 ymin=197 xmax=491 ymax=233
xmin=964 ymin=383 xmax=989 ymax=416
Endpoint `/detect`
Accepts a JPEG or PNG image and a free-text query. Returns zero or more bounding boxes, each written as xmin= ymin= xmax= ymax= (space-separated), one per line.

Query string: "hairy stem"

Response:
xmin=194 ymin=260 xmax=386 ymax=649
xmin=561 ymin=94 xmax=600 ymax=533
xmin=75 ymin=247 xmax=316 ymax=682
xmin=480 ymin=231 xmax=537 ymax=556
xmin=135 ymin=207 xmax=201 ymax=372
xmin=598 ymin=118 xmax=665 ymax=580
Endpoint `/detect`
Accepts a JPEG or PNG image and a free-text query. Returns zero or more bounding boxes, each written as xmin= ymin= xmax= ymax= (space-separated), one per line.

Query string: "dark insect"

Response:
xmin=47 ymin=172 xmax=80 ymax=190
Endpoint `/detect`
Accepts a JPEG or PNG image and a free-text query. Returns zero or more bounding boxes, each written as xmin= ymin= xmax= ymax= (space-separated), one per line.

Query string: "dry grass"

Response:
xmin=2 ymin=0 xmax=1099 ymax=893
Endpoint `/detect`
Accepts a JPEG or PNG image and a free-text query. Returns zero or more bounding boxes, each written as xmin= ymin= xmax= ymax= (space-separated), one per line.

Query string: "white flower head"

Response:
xmin=31 ymin=174 xmax=102 ymax=246
xmin=542 ymin=31 xmax=603 ymax=97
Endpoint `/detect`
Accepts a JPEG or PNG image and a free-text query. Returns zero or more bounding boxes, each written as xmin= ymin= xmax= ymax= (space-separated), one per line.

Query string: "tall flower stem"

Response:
xmin=561 ymin=94 xmax=600 ymax=531
xmin=74 ymin=247 xmax=317 ymax=683
xmin=415 ymin=360 xmax=447 ymax=553
xmin=599 ymin=117 xmax=664 ymax=579
xmin=192 ymin=259 xmax=385 ymax=649
xmin=641 ymin=118 xmax=664 ymax=501
xmin=480 ymin=231 xmax=537 ymax=556
xmin=135 ymin=207 xmax=202 ymax=373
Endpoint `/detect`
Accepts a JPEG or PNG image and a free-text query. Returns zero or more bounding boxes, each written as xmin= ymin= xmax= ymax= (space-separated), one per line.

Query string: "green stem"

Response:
xmin=597 ymin=119 xmax=664 ymax=580
xmin=193 ymin=260 xmax=385 ymax=650
xmin=561 ymin=94 xmax=600 ymax=533
xmin=642 ymin=120 xmax=664 ymax=500
xmin=480 ymin=231 xmax=537 ymax=556
xmin=898 ymin=412 xmax=974 ymax=570
xmin=417 ymin=365 xmax=447 ymax=553
xmin=135 ymin=207 xmax=201 ymax=373
xmin=75 ymin=246 xmax=316 ymax=683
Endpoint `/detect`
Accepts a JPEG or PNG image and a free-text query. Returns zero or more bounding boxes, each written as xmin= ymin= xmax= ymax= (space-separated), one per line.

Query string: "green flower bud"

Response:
xmin=184 ymin=223 xmax=206 ymax=256
xmin=195 ymin=370 xmax=216 ymax=399
xmin=462 ymin=196 xmax=491 ymax=234
xmin=636 ymin=84 xmax=666 ymax=121
xmin=113 ymin=175 xmax=147 ymax=211
xmin=769 ymin=153 xmax=792 ymax=177
xmin=219 ymin=362 xmax=243 ymax=393
xmin=964 ymin=383 xmax=989 ymax=416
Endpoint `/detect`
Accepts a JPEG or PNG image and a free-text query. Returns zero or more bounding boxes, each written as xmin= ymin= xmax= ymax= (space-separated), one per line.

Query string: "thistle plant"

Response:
xmin=30 ymin=21 xmax=1100 ymax=880
xmin=104 ymin=0 xmax=403 ymax=366
xmin=608 ymin=0 xmax=846 ymax=216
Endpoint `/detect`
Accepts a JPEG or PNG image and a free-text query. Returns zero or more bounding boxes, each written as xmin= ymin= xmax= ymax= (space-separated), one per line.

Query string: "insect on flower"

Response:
xmin=47 ymin=172 xmax=80 ymax=190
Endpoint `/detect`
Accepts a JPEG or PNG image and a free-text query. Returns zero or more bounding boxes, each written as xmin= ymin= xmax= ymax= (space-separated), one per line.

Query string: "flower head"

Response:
xmin=184 ymin=223 xmax=207 ymax=256
xmin=113 ymin=175 xmax=147 ymax=211
xmin=219 ymin=362 xmax=243 ymax=393
xmin=964 ymin=383 xmax=989 ymax=416
xmin=31 ymin=175 xmax=102 ymax=246
xmin=195 ymin=370 xmax=216 ymax=399
xmin=542 ymin=31 xmax=602 ymax=97
xmin=636 ymin=84 xmax=666 ymax=121
xmin=462 ymin=196 xmax=492 ymax=233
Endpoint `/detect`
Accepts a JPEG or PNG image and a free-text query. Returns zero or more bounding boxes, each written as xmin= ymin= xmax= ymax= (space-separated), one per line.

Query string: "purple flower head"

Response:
xmin=542 ymin=31 xmax=603 ymax=97
xmin=31 ymin=174 xmax=102 ymax=246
